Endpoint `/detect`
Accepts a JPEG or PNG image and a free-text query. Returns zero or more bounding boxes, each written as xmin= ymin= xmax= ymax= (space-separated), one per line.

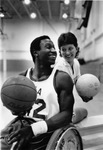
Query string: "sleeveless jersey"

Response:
xmin=25 ymin=67 xmax=60 ymax=121
xmin=55 ymin=57 xmax=81 ymax=84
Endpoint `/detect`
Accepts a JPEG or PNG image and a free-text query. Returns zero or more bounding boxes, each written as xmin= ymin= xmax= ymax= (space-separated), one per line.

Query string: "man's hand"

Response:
xmin=11 ymin=111 xmax=26 ymax=116
xmin=7 ymin=125 xmax=34 ymax=150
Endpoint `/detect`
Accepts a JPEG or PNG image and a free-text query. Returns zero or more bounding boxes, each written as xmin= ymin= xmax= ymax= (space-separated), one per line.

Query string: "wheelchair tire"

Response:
xmin=46 ymin=125 xmax=83 ymax=150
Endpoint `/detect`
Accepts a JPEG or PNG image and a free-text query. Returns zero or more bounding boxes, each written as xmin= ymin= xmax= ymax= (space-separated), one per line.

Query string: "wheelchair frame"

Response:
xmin=46 ymin=124 xmax=83 ymax=150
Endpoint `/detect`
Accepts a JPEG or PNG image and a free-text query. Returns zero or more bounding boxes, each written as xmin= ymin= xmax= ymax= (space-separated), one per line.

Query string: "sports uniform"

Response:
xmin=0 ymin=65 xmax=62 ymax=150
xmin=25 ymin=67 xmax=60 ymax=121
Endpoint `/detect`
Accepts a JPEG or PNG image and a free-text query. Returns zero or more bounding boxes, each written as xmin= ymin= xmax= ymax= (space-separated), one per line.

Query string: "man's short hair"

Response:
xmin=30 ymin=35 xmax=50 ymax=52
xmin=30 ymin=35 xmax=50 ymax=62
xmin=58 ymin=32 xmax=78 ymax=49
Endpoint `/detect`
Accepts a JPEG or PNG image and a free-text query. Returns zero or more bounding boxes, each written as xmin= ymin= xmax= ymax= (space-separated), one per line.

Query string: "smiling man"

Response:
xmin=1 ymin=35 xmax=75 ymax=150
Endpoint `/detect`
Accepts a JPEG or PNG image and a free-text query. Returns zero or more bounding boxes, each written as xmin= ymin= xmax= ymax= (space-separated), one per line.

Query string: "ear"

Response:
xmin=77 ymin=47 xmax=80 ymax=53
xmin=77 ymin=47 xmax=80 ymax=51
xmin=33 ymin=51 xmax=39 ymax=57
xmin=75 ymin=47 xmax=80 ymax=58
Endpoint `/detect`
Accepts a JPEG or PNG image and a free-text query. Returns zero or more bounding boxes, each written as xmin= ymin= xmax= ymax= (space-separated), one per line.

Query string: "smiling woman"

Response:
xmin=57 ymin=32 xmax=80 ymax=84
xmin=60 ymin=44 xmax=77 ymax=65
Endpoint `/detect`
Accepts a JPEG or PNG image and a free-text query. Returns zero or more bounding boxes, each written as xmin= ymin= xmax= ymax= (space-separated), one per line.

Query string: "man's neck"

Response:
xmin=31 ymin=65 xmax=52 ymax=81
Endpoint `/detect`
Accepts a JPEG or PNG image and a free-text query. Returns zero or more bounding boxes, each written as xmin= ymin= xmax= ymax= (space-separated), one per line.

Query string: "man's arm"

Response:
xmin=46 ymin=71 xmax=74 ymax=131
xmin=8 ymin=71 xmax=75 ymax=146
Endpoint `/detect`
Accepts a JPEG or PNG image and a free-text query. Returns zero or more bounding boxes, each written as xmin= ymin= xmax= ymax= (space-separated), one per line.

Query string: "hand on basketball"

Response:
xmin=80 ymin=95 xmax=93 ymax=102
xmin=11 ymin=111 xmax=27 ymax=116
xmin=8 ymin=125 xmax=34 ymax=150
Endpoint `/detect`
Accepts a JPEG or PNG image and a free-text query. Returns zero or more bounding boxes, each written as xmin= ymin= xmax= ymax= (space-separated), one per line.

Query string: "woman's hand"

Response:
xmin=80 ymin=95 xmax=93 ymax=102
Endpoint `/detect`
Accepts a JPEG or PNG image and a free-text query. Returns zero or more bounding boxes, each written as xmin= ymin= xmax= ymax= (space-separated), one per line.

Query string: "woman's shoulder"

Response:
xmin=54 ymin=57 xmax=70 ymax=72
xmin=74 ymin=58 xmax=80 ymax=66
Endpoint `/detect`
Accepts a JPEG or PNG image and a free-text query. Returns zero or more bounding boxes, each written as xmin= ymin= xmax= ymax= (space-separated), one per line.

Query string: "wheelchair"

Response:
xmin=46 ymin=124 xmax=83 ymax=150
xmin=45 ymin=107 xmax=87 ymax=150
xmin=0 ymin=118 xmax=83 ymax=150
xmin=1 ymin=107 xmax=87 ymax=150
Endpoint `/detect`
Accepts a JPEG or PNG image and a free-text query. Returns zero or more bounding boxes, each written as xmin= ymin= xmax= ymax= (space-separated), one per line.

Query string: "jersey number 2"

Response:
xmin=33 ymin=99 xmax=46 ymax=120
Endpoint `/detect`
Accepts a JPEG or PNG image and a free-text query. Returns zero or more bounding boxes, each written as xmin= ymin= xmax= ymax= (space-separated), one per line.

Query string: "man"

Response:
xmin=1 ymin=35 xmax=75 ymax=150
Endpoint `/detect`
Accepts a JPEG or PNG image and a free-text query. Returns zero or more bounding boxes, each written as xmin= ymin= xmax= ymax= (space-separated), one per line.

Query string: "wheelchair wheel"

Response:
xmin=46 ymin=125 xmax=83 ymax=150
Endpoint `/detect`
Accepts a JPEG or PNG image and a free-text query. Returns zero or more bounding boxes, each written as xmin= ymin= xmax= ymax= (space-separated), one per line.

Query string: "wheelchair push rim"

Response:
xmin=46 ymin=126 xmax=83 ymax=150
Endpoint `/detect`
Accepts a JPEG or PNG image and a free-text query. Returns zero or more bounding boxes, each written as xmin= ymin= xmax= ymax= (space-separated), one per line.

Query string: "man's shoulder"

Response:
xmin=55 ymin=70 xmax=73 ymax=83
xmin=54 ymin=70 xmax=74 ymax=91
xmin=55 ymin=70 xmax=71 ymax=78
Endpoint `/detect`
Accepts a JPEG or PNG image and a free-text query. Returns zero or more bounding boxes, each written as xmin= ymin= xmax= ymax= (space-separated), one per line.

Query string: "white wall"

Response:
xmin=1 ymin=0 xmax=103 ymax=62
xmin=79 ymin=1 xmax=103 ymax=61
xmin=0 ymin=19 xmax=69 ymax=60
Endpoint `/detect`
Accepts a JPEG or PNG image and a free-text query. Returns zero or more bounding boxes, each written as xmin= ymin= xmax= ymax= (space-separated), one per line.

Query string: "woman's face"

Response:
xmin=60 ymin=44 xmax=77 ymax=64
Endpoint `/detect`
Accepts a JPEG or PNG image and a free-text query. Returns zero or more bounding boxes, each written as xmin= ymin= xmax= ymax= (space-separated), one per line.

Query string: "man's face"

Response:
xmin=39 ymin=39 xmax=57 ymax=65
xmin=60 ymin=44 xmax=77 ymax=64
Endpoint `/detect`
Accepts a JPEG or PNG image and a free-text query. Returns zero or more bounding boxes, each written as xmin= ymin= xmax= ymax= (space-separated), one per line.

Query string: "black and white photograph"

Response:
xmin=0 ymin=0 xmax=103 ymax=149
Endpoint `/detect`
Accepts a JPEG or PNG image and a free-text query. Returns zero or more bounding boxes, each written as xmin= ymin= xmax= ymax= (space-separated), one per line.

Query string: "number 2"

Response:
xmin=33 ymin=99 xmax=46 ymax=120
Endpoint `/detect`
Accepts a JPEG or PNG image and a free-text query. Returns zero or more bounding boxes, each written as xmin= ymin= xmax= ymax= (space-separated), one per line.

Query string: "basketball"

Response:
xmin=76 ymin=74 xmax=100 ymax=98
xmin=1 ymin=75 xmax=37 ymax=113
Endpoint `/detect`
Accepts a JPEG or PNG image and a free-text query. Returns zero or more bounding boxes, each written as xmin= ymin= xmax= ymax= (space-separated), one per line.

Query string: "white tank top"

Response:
xmin=55 ymin=57 xmax=81 ymax=83
xmin=25 ymin=68 xmax=59 ymax=121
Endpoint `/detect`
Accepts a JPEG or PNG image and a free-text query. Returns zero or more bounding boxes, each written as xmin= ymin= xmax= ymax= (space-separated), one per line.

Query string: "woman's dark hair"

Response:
xmin=30 ymin=35 xmax=50 ymax=62
xmin=58 ymin=32 xmax=80 ymax=58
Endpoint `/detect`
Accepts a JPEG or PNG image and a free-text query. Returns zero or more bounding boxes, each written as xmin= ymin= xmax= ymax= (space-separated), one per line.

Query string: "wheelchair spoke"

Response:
xmin=46 ymin=126 xmax=83 ymax=150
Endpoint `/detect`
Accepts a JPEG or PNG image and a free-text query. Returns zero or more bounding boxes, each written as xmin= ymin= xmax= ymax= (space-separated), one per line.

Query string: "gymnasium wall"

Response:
xmin=0 ymin=60 xmax=33 ymax=72
xmin=0 ymin=19 xmax=69 ymax=74
xmin=79 ymin=1 xmax=103 ymax=61
xmin=0 ymin=1 xmax=103 ymax=81
xmin=80 ymin=58 xmax=103 ymax=83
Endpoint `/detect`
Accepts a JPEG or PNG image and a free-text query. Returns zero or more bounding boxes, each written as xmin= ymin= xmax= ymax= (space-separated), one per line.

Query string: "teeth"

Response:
xmin=50 ymin=55 xmax=55 ymax=58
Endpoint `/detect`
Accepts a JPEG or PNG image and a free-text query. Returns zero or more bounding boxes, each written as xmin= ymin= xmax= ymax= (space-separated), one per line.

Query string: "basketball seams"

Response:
xmin=1 ymin=93 xmax=35 ymax=102
xmin=1 ymin=84 xmax=37 ymax=92
xmin=1 ymin=85 xmax=36 ymax=102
